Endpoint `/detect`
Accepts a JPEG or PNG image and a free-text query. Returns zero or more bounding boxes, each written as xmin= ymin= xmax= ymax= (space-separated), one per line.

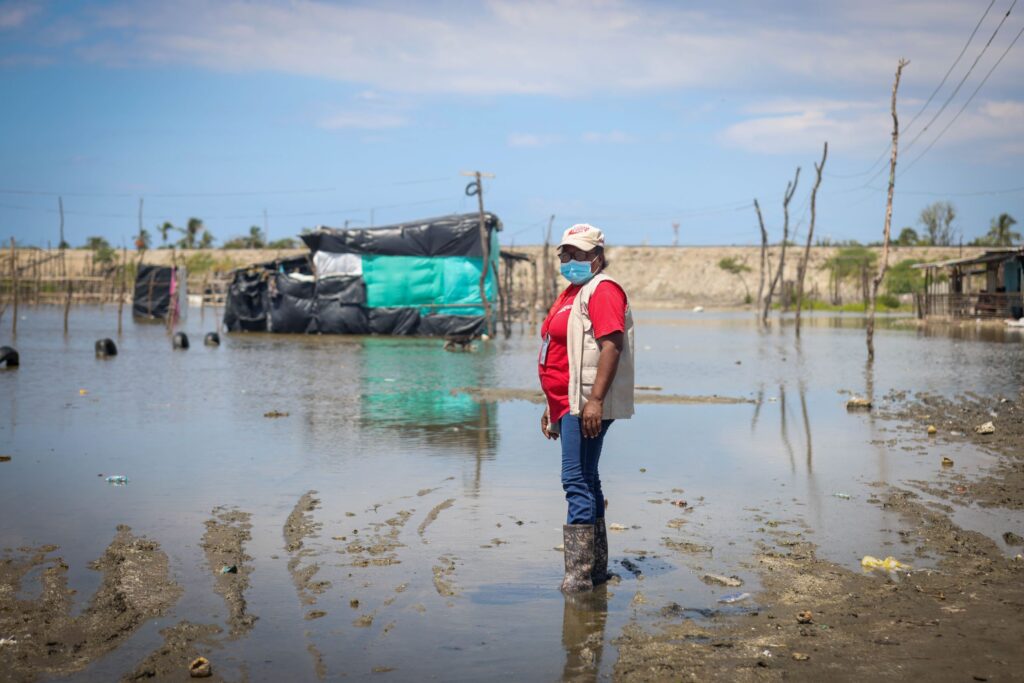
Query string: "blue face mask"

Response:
xmin=560 ymin=259 xmax=596 ymax=285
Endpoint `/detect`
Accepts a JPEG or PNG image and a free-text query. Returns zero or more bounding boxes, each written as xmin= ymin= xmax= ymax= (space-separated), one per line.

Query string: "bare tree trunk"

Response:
xmin=9 ymin=239 xmax=17 ymax=336
xmin=795 ymin=142 xmax=828 ymax=338
xmin=867 ymin=58 xmax=908 ymax=362
xmin=761 ymin=167 xmax=801 ymax=326
xmin=755 ymin=199 xmax=767 ymax=322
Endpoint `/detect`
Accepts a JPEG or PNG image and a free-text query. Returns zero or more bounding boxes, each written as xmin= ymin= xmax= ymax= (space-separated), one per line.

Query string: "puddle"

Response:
xmin=1 ymin=305 xmax=1021 ymax=680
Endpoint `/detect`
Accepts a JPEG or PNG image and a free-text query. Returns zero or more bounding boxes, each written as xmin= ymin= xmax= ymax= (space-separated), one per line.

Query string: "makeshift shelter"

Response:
xmin=915 ymin=248 xmax=1024 ymax=320
xmin=222 ymin=212 xmax=501 ymax=336
xmin=133 ymin=264 xmax=186 ymax=320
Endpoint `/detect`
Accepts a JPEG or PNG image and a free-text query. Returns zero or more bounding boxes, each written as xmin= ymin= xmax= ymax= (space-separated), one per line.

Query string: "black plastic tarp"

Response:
xmin=269 ymin=274 xmax=316 ymax=333
xmin=301 ymin=212 xmax=500 ymax=257
xmin=223 ymin=270 xmax=269 ymax=332
xmin=368 ymin=307 xmax=421 ymax=335
xmin=418 ymin=314 xmax=486 ymax=338
xmin=315 ymin=275 xmax=370 ymax=334
xmin=132 ymin=265 xmax=173 ymax=319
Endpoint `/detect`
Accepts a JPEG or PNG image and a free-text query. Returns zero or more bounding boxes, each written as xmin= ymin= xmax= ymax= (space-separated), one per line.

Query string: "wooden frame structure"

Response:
xmin=915 ymin=248 xmax=1024 ymax=320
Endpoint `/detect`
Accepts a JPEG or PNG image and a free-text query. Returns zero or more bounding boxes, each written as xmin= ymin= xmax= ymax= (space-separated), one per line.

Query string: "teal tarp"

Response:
xmin=361 ymin=231 xmax=499 ymax=315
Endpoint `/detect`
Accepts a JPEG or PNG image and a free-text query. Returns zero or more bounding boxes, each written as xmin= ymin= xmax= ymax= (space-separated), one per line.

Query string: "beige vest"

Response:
xmin=567 ymin=273 xmax=635 ymax=419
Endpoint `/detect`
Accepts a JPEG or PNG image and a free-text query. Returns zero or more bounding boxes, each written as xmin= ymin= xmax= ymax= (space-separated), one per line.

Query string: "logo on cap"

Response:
xmin=568 ymin=225 xmax=590 ymax=235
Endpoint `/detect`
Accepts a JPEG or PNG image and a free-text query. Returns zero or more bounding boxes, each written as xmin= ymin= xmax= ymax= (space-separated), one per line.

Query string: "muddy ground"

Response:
xmin=613 ymin=391 xmax=1024 ymax=681
xmin=0 ymin=526 xmax=181 ymax=681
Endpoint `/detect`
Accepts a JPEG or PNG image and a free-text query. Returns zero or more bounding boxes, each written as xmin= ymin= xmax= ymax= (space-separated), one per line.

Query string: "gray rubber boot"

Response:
xmin=592 ymin=518 xmax=611 ymax=585
xmin=561 ymin=524 xmax=595 ymax=593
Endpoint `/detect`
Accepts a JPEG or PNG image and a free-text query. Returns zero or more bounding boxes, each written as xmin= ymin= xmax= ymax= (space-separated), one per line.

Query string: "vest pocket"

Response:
xmin=580 ymin=366 xmax=597 ymax=385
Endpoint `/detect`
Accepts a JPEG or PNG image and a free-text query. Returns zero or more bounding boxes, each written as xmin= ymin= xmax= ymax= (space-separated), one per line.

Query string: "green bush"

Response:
xmin=879 ymin=293 xmax=901 ymax=309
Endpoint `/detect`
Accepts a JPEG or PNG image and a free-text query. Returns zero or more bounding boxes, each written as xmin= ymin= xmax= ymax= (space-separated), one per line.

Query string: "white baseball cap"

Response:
xmin=558 ymin=223 xmax=605 ymax=251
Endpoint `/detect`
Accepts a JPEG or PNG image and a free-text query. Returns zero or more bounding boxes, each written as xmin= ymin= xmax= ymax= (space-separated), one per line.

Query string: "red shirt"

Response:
xmin=539 ymin=281 xmax=627 ymax=424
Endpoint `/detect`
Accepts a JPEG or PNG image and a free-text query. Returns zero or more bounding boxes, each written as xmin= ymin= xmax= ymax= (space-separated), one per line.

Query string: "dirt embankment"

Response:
xmin=14 ymin=245 xmax=974 ymax=307
xmin=613 ymin=391 xmax=1024 ymax=681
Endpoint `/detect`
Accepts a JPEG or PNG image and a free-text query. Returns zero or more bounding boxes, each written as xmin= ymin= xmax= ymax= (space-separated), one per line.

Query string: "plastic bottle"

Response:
xmin=105 ymin=475 xmax=129 ymax=485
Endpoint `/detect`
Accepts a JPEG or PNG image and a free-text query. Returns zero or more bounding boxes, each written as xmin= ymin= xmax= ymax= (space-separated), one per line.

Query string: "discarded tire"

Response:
xmin=0 ymin=346 xmax=18 ymax=368
xmin=204 ymin=332 xmax=220 ymax=347
xmin=172 ymin=332 xmax=190 ymax=350
xmin=95 ymin=338 xmax=118 ymax=358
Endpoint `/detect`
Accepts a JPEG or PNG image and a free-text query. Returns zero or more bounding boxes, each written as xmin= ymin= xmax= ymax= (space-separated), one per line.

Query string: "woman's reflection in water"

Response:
xmin=561 ymin=587 xmax=609 ymax=681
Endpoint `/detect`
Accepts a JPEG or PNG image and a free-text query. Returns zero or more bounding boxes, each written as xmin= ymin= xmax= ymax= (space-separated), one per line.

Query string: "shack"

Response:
xmin=915 ymin=248 xmax=1024 ymax=320
xmin=222 ymin=212 xmax=501 ymax=336
xmin=133 ymin=264 xmax=187 ymax=321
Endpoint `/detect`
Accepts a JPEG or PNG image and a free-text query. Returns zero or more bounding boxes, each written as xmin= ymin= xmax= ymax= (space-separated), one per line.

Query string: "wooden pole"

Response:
xmin=64 ymin=279 xmax=72 ymax=334
xmin=9 ymin=239 xmax=17 ymax=336
xmin=33 ymin=250 xmax=40 ymax=305
xmin=462 ymin=170 xmax=496 ymax=337
xmin=118 ymin=247 xmax=127 ymax=336
xmin=543 ymin=214 xmax=555 ymax=311
xmin=795 ymin=142 xmax=828 ymax=338
xmin=58 ymin=195 xmax=65 ymax=261
xmin=867 ymin=58 xmax=908 ymax=362
xmin=529 ymin=257 xmax=538 ymax=329
xmin=167 ymin=248 xmax=177 ymax=333
xmin=755 ymin=199 xmax=767 ymax=322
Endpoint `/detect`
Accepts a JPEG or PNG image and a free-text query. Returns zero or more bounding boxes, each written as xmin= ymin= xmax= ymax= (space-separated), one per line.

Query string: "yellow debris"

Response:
xmin=861 ymin=555 xmax=911 ymax=572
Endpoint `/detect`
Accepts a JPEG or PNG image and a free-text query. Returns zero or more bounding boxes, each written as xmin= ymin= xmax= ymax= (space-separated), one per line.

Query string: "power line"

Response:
xmin=900 ymin=0 xmax=1017 ymax=157
xmin=863 ymin=184 xmax=1024 ymax=197
xmin=0 ymin=196 xmax=459 ymax=221
xmin=903 ymin=0 xmax=998 ymax=137
xmin=0 ymin=187 xmax=337 ymax=198
xmin=900 ymin=23 xmax=1024 ymax=176
xmin=825 ymin=0 xmax=1000 ymax=180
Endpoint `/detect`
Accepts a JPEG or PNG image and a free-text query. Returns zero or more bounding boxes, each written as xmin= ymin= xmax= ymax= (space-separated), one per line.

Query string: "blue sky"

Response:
xmin=1 ymin=0 xmax=1022 ymax=248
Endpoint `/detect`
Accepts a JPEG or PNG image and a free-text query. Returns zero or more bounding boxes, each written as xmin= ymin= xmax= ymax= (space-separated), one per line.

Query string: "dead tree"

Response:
xmin=761 ymin=167 xmax=801 ymax=326
xmin=867 ymin=59 xmax=908 ymax=361
xmin=755 ymin=199 xmax=768 ymax=320
xmin=795 ymin=142 xmax=828 ymax=337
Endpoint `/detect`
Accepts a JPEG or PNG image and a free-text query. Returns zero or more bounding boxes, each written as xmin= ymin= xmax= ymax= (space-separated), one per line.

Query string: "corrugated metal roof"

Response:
xmin=911 ymin=248 xmax=1023 ymax=269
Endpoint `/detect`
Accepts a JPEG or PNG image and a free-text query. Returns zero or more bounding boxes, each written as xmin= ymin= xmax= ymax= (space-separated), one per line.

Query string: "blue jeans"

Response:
xmin=560 ymin=414 xmax=613 ymax=525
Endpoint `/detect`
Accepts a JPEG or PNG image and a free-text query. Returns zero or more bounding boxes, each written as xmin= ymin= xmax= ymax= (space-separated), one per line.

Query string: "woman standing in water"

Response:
xmin=539 ymin=224 xmax=635 ymax=593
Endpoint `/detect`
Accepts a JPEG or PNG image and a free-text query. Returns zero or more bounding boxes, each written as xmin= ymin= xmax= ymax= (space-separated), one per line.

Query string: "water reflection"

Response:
xmin=561 ymin=589 xmax=608 ymax=682
xmin=357 ymin=337 xmax=499 ymax=495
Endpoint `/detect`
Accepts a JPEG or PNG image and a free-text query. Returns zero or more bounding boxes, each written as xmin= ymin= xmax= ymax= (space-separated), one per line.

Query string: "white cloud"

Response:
xmin=318 ymin=112 xmax=408 ymax=130
xmin=582 ymin=130 xmax=633 ymax=144
xmin=721 ymin=97 xmax=1024 ymax=158
xmin=0 ymin=1 xmax=39 ymax=29
xmin=28 ymin=0 xmax=1013 ymax=98
xmin=720 ymin=99 xmax=891 ymax=156
xmin=507 ymin=132 xmax=562 ymax=148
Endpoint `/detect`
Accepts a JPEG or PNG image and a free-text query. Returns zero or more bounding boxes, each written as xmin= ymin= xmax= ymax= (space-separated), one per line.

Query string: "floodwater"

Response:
xmin=1 ymin=305 xmax=1023 ymax=681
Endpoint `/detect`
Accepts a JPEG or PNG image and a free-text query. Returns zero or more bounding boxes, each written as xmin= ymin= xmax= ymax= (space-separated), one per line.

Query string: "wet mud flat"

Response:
xmin=0 ymin=527 xmax=182 ymax=681
xmin=3 ymin=308 xmax=1024 ymax=680
xmin=614 ymin=391 xmax=1024 ymax=681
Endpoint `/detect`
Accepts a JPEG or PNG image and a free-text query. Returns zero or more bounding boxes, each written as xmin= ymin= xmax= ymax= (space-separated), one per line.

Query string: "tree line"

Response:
xmin=822 ymin=202 xmax=1019 ymax=248
xmin=75 ymin=218 xmax=306 ymax=263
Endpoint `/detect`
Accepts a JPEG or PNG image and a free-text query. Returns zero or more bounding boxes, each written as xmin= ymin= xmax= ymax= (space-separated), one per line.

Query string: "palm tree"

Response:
xmin=157 ymin=221 xmax=175 ymax=246
xmin=984 ymin=213 xmax=1020 ymax=246
xmin=199 ymin=229 xmax=215 ymax=249
xmin=176 ymin=217 xmax=204 ymax=249
xmin=134 ymin=228 xmax=151 ymax=250
xmin=247 ymin=225 xmax=266 ymax=249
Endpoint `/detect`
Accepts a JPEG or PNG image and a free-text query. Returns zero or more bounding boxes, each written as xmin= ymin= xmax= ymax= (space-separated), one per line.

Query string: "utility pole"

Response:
xmin=263 ymin=208 xmax=269 ymax=245
xmin=672 ymin=222 xmax=680 ymax=247
xmin=370 ymin=208 xmax=375 ymax=228
xmin=461 ymin=170 xmax=497 ymax=337
xmin=58 ymin=196 xmax=65 ymax=247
